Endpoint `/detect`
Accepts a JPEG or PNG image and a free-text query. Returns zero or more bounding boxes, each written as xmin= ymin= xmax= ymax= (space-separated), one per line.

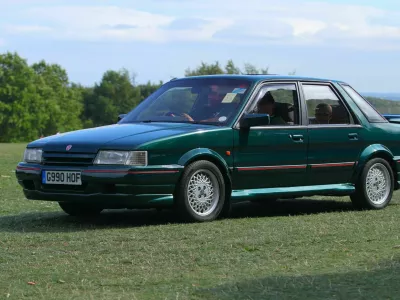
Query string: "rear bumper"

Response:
xmin=15 ymin=163 xmax=183 ymax=208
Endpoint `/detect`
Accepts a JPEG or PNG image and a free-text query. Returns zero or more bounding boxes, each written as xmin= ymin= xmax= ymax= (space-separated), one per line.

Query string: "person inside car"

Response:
xmin=257 ymin=92 xmax=286 ymax=125
xmin=312 ymin=103 xmax=332 ymax=124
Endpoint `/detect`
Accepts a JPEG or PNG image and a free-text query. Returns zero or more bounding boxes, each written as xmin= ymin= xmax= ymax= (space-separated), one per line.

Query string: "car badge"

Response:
xmin=66 ymin=145 xmax=72 ymax=151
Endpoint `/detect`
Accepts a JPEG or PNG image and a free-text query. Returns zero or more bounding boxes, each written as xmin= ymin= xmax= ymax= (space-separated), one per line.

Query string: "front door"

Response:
xmin=301 ymin=82 xmax=366 ymax=185
xmin=232 ymin=82 xmax=309 ymax=190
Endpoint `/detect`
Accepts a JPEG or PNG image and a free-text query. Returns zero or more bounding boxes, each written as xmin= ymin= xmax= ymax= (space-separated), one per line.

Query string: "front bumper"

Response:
xmin=15 ymin=163 xmax=183 ymax=208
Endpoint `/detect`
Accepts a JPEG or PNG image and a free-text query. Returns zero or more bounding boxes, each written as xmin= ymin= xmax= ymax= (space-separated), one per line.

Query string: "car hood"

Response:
xmin=28 ymin=123 xmax=215 ymax=153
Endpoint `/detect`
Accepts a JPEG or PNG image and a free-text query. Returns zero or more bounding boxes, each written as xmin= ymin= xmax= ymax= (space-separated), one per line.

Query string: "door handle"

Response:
xmin=348 ymin=133 xmax=358 ymax=140
xmin=289 ymin=134 xmax=304 ymax=142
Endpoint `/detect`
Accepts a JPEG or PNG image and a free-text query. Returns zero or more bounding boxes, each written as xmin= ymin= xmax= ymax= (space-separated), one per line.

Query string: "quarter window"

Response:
xmin=302 ymin=84 xmax=352 ymax=125
xmin=341 ymin=84 xmax=387 ymax=123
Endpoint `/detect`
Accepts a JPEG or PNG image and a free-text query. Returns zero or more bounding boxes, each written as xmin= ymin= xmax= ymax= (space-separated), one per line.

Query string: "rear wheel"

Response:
xmin=58 ymin=202 xmax=103 ymax=216
xmin=350 ymin=158 xmax=394 ymax=210
xmin=175 ymin=160 xmax=227 ymax=222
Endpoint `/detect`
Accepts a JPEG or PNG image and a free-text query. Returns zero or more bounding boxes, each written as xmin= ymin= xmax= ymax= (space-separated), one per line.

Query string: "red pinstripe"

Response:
xmin=237 ymin=165 xmax=307 ymax=171
xmin=83 ymin=170 xmax=179 ymax=174
xmin=237 ymin=162 xmax=355 ymax=171
xmin=16 ymin=166 xmax=41 ymax=171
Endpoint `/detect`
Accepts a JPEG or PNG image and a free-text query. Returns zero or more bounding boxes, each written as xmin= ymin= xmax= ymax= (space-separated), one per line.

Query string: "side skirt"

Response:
xmin=230 ymin=184 xmax=356 ymax=203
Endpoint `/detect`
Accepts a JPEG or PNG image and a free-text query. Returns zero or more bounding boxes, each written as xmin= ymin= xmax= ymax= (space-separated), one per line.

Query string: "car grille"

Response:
xmin=42 ymin=152 xmax=96 ymax=166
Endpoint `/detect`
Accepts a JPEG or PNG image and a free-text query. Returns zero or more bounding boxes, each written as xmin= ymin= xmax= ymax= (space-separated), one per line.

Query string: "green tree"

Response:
xmin=137 ymin=80 xmax=163 ymax=103
xmin=185 ymin=60 xmax=272 ymax=76
xmin=185 ymin=61 xmax=224 ymax=76
xmin=84 ymin=69 xmax=141 ymax=126
xmin=243 ymin=63 xmax=269 ymax=74
xmin=225 ymin=59 xmax=241 ymax=74
xmin=0 ymin=52 xmax=49 ymax=142
xmin=74 ymin=84 xmax=95 ymax=128
xmin=32 ymin=60 xmax=83 ymax=135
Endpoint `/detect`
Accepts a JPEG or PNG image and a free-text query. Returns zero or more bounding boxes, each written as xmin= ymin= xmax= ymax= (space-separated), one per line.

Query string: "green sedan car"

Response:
xmin=15 ymin=75 xmax=400 ymax=222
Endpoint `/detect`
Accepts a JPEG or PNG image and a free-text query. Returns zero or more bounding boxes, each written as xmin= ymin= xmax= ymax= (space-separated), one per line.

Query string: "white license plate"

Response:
xmin=42 ymin=171 xmax=82 ymax=185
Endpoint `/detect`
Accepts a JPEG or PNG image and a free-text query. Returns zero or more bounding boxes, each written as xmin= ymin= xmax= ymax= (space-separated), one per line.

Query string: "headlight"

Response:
xmin=23 ymin=148 xmax=43 ymax=163
xmin=94 ymin=151 xmax=148 ymax=166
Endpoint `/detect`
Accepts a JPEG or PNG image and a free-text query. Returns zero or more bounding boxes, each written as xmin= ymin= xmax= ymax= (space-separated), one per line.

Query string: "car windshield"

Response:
xmin=119 ymin=77 xmax=253 ymax=126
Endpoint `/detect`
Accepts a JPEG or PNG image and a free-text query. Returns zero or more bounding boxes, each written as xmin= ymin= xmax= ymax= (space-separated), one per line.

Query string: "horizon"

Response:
xmin=1 ymin=0 xmax=400 ymax=93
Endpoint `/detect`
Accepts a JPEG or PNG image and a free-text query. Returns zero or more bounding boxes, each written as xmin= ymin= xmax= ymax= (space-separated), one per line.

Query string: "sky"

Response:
xmin=1 ymin=0 xmax=400 ymax=93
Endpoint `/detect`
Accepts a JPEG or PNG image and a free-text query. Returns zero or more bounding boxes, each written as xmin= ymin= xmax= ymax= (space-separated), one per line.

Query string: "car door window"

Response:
xmin=302 ymin=84 xmax=353 ymax=125
xmin=246 ymin=83 xmax=300 ymax=126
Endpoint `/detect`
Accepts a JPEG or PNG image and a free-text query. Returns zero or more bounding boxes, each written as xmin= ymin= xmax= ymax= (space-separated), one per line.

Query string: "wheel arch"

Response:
xmin=353 ymin=144 xmax=398 ymax=189
xmin=177 ymin=148 xmax=232 ymax=195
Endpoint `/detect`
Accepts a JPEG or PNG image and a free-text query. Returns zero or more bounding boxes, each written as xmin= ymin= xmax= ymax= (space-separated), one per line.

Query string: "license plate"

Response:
xmin=42 ymin=171 xmax=82 ymax=185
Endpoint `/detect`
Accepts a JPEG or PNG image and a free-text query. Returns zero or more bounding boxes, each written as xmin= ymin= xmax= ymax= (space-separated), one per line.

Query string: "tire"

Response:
xmin=350 ymin=158 xmax=394 ymax=210
xmin=58 ymin=202 xmax=103 ymax=217
xmin=175 ymin=160 xmax=227 ymax=222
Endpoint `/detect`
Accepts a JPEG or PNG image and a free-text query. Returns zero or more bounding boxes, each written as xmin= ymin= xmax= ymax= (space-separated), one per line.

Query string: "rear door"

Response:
xmin=300 ymin=82 xmax=365 ymax=185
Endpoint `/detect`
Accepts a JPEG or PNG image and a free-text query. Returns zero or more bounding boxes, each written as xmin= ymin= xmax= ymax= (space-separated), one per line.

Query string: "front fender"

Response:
xmin=352 ymin=144 xmax=395 ymax=183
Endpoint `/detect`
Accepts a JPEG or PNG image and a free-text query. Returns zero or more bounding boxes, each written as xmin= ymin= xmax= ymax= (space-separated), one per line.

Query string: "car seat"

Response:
xmin=330 ymin=105 xmax=350 ymax=124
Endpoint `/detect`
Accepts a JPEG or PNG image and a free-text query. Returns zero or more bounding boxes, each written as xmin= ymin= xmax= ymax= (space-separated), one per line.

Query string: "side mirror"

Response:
xmin=118 ymin=114 xmax=127 ymax=122
xmin=240 ymin=113 xmax=270 ymax=129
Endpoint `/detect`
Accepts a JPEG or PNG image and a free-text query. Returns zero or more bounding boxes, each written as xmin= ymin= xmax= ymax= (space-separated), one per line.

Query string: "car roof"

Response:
xmin=171 ymin=74 xmax=348 ymax=85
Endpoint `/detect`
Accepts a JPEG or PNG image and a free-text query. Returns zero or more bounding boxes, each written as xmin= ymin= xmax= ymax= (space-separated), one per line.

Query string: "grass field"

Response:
xmin=1 ymin=143 xmax=400 ymax=299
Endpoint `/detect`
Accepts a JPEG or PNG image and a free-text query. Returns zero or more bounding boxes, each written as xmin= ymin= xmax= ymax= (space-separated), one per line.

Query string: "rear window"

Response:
xmin=341 ymin=84 xmax=387 ymax=123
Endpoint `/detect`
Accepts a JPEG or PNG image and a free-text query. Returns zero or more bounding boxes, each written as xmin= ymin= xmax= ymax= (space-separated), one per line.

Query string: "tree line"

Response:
xmin=0 ymin=52 xmax=398 ymax=143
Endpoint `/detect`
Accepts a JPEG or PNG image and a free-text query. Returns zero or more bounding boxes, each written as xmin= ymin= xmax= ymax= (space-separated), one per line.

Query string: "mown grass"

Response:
xmin=1 ymin=143 xmax=400 ymax=299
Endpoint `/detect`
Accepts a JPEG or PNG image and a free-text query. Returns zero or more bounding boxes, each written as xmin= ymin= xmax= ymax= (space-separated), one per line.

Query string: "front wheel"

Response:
xmin=175 ymin=160 xmax=227 ymax=222
xmin=350 ymin=158 xmax=394 ymax=210
xmin=58 ymin=202 xmax=103 ymax=217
